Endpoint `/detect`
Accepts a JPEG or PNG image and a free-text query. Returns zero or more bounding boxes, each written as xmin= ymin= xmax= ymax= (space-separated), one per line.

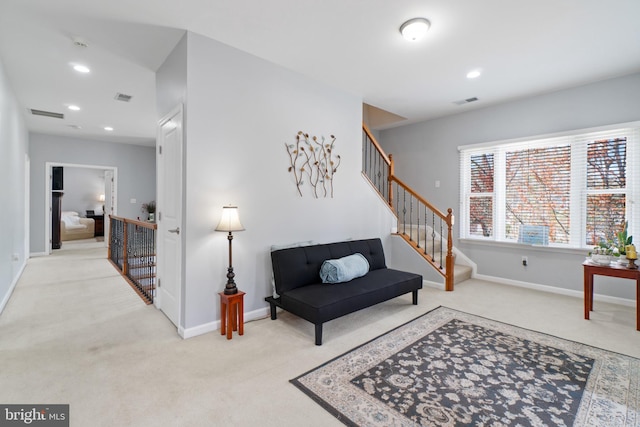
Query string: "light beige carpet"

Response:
xmin=1 ymin=246 xmax=638 ymax=426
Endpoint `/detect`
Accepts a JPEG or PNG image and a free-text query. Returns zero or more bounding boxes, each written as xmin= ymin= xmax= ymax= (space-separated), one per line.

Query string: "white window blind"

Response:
xmin=459 ymin=124 xmax=640 ymax=249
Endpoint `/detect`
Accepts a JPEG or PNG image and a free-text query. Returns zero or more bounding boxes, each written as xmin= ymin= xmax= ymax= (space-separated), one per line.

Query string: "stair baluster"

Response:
xmin=108 ymin=215 xmax=157 ymax=304
xmin=362 ymin=123 xmax=459 ymax=291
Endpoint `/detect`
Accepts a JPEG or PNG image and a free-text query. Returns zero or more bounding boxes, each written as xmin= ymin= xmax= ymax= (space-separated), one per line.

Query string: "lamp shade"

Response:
xmin=400 ymin=18 xmax=430 ymax=41
xmin=215 ymin=206 xmax=245 ymax=232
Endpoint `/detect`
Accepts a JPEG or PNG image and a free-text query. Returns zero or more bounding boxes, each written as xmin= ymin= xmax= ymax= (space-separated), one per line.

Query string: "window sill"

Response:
xmin=458 ymin=238 xmax=588 ymax=256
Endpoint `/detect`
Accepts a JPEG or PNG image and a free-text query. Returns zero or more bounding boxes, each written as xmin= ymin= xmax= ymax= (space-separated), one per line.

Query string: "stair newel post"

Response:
xmin=445 ymin=208 xmax=454 ymax=291
xmin=388 ymin=154 xmax=394 ymax=210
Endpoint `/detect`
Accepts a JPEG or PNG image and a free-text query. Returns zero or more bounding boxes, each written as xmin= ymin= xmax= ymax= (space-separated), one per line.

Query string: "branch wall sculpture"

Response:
xmin=286 ymin=131 xmax=341 ymax=198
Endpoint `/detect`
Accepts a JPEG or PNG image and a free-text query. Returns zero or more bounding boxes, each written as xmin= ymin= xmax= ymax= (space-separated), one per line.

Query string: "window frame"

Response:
xmin=458 ymin=123 xmax=640 ymax=250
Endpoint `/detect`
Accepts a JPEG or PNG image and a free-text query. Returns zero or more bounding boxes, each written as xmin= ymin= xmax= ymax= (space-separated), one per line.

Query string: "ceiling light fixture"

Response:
xmin=73 ymin=64 xmax=90 ymax=73
xmin=104 ymin=126 xmax=114 ymax=131
xmin=68 ymin=105 xmax=80 ymax=111
xmin=400 ymin=18 xmax=431 ymax=41
xmin=466 ymin=70 xmax=482 ymax=79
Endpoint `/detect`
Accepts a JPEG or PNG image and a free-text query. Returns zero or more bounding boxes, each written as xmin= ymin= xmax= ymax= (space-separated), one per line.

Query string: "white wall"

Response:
xmin=157 ymin=32 xmax=396 ymax=333
xmin=0 ymin=58 xmax=29 ymax=313
xmin=380 ymin=72 xmax=640 ymax=300
xmin=61 ymin=167 xmax=107 ymax=215
xmin=29 ymin=133 xmax=156 ymax=253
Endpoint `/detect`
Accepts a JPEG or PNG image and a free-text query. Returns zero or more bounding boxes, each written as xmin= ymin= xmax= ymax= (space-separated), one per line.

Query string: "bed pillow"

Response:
xmin=320 ymin=253 xmax=370 ymax=284
xmin=61 ymin=215 xmax=80 ymax=226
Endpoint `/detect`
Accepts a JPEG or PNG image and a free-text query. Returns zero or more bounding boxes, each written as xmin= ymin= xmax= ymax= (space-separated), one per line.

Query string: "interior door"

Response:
xmin=156 ymin=105 xmax=183 ymax=328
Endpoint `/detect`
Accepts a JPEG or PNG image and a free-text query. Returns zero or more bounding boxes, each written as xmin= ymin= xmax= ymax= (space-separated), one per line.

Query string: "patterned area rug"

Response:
xmin=291 ymin=306 xmax=639 ymax=427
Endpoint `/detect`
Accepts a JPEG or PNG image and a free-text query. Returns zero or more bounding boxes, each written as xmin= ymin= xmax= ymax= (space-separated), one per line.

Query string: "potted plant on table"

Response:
xmin=142 ymin=201 xmax=156 ymax=222
xmin=588 ymin=221 xmax=633 ymax=265
xmin=589 ymin=243 xmax=618 ymax=265
xmin=614 ymin=221 xmax=632 ymax=261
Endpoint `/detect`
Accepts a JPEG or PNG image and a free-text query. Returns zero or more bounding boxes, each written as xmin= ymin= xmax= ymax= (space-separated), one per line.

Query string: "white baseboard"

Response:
xmin=29 ymin=252 xmax=47 ymax=258
xmin=178 ymin=306 xmax=271 ymax=339
xmin=423 ymin=279 xmax=445 ymax=290
xmin=474 ymin=274 xmax=635 ymax=307
xmin=0 ymin=260 xmax=27 ymax=315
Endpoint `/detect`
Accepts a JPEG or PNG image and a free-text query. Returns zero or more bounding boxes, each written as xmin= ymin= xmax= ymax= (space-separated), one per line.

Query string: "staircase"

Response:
xmin=108 ymin=215 xmax=157 ymax=304
xmin=398 ymin=224 xmax=472 ymax=287
xmin=362 ymin=124 xmax=472 ymax=290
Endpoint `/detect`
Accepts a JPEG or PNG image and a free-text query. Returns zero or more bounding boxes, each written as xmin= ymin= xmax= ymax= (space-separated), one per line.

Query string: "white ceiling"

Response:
xmin=1 ymin=0 xmax=639 ymax=146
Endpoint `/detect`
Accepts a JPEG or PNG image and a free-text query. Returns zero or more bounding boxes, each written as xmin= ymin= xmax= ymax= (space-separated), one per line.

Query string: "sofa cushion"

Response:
xmin=271 ymin=238 xmax=387 ymax=295
xmin=270 ymin=240 xmax=316 ymax=298
xmin=320 ymin=253 xmax=369 ymax=284
xmin=279 ymin=268 xmax=422 ymax=324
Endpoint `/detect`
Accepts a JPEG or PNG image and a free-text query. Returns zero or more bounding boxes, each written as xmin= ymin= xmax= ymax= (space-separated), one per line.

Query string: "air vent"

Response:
xmin=30 ymin=109 xmax=64 ymax=119
xmin=114 ymin=93 xmax=132 ymax=102
xmin=453 ymin=97 xmax=479 ymax=106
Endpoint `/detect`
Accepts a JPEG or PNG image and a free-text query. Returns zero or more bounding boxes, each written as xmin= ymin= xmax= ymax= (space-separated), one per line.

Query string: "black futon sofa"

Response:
xmin=266 ymin=238 xmax=423 ymax=345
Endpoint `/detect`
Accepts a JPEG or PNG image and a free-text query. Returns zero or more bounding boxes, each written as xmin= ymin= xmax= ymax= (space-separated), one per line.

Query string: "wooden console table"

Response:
xmin=582 ymin=260 xmax=639 ymax=330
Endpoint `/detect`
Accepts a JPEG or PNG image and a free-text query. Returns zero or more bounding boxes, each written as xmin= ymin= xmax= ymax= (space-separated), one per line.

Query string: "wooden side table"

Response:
xmin=219 ymin=291 xmax=245 ymax=339
xmin=86 ymin=214 xmax=104 ymax=237
xmin=583 ymin=261 xmax=639 ymax=331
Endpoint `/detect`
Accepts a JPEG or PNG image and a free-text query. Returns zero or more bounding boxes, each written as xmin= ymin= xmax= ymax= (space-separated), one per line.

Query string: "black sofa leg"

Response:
xmin=315 ymin=324 xmax=323 ymax=346
xmin=269 ymin=302 xmax=277 ymax=320
xmin=412 ymin=290 xmax=418 ymax=305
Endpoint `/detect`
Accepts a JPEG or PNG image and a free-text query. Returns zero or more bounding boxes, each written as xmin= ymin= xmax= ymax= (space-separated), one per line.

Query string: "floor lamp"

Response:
xmin=215 ymin=205 xmax=245 ymax=295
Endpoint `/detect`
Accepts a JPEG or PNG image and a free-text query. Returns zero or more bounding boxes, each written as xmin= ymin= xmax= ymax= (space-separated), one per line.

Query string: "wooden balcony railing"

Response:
xmin=362 ymin=123 xmax=455 ymax=291
xmin=108 ymin=215 xmax=157 ymax=304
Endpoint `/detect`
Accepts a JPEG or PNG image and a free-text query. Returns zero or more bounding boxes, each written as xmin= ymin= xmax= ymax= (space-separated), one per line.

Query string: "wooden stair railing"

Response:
xmin=108 ymin=215 xmax=157 ymax=304
xmin=363 ymin=123 xmax=455 ymax=291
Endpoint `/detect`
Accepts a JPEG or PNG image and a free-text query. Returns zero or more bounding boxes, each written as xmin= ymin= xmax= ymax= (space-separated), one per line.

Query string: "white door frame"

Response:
xmin=24 ymin=154 xmax=30 ymax=260
xmin=44 ymin=162 xmax=118 ymax=255
xmin=103 ymin=170 xmax=115 ymax=246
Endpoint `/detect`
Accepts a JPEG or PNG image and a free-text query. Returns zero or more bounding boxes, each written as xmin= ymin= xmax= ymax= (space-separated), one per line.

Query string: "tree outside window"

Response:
xmin=460 ymin=128 xmax=637 ymax=248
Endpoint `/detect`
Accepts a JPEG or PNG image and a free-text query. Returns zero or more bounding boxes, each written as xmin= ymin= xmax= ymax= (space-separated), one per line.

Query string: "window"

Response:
xmin=459 ymin=125 xmax=640 ymax=248
xmin=469 ymin=153 xmax=493 ymax=237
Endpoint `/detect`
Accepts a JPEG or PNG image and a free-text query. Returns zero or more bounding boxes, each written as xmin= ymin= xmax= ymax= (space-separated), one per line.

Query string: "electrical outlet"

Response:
xmin=522 ymin=256 xmax=528 ymax=267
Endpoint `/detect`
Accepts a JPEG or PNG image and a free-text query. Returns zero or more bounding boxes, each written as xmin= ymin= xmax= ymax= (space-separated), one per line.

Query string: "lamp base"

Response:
xmin=224 ymin=265 xmax=238 ymax=294
xmin=223 ymin=232 xmax=239 ymax=294
xmin=224 ymin=285 xmax=238 ymax=295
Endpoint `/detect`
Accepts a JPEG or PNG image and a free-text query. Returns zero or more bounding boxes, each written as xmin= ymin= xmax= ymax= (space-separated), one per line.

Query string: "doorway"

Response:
xmin=44 ymin=162 xmax=118 ymax=254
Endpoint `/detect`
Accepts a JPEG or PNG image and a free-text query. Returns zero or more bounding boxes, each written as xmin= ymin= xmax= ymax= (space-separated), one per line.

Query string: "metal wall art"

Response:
xmin=286 ymin=131 xmax=341 ymax=198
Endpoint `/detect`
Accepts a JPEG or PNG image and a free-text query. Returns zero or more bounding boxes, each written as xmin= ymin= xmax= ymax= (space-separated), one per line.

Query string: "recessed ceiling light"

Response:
xmin=73 ymin=64 xmax=90 ymax=73
xmin=72 ymin=36 xmax=89 ymax=48
xmin=104 ymin=126 xmax=114 ymax=131
xmin=466 ymin=70 xmax=482 ymax=79
xmin=400 ymin=18 xmax=431 ymax=41
xmin=68 ymin=105 xmax=80 ymax=111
